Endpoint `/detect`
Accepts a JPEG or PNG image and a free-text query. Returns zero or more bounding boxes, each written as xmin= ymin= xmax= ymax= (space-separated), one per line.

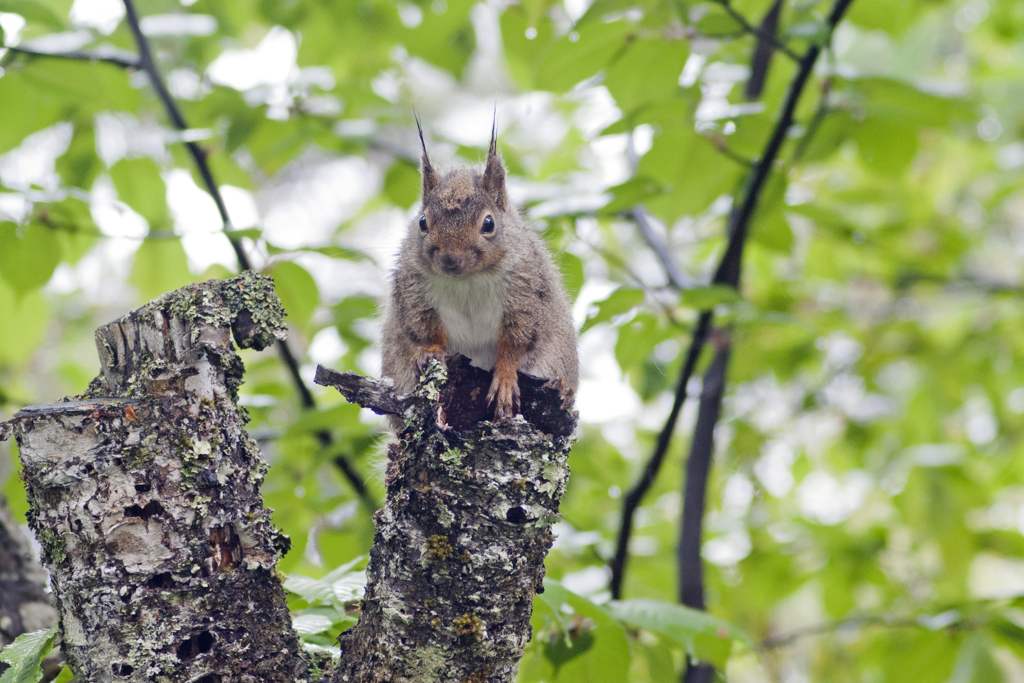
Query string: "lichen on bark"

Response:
xmin=0 ymin=274 xmax=308 ymax=683
xmin=315 ymin=355 xmax=577 ymax=683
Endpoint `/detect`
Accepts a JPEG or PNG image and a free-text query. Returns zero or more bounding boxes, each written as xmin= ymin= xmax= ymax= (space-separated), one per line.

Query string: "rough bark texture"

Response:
xmin=315 ymin=355 xmax=576 ymax=683
xmin=0 ymin=492 xmax=57 ymax=652
xmin=0 ymin=273 xmax=308 ymax=683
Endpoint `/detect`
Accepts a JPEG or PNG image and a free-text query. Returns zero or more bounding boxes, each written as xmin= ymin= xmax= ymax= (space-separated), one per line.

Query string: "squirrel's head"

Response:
xmin=412 ymin=121 xmax=513 ymax=279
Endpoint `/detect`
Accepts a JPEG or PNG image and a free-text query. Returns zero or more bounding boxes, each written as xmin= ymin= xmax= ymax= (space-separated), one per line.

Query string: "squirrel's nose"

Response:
xmin=440 ymin=254 xmax=462 ymax=272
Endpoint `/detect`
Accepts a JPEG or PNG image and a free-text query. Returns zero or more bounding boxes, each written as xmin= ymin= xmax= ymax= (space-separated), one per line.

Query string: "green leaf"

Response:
xmin=581 ymin=287 xmax=644 ymax=334
xmin=269 ymin=260 xmax=319 ymax=329
xmin=110 ymin=158 xmax=171 ymax=231
xmin=535 ymin=20 xmax=633 ymax=93
xmin=384 ymin=162 xmax=421 ymax=209
xmin=0 ymin=0 xmax=64 ymax=30
xmin=607 ymin=598 xmax=748 ymax=668
xmin=604 ymin=37 xmax=689 ymax=114
xmin=784 ymin=19 xmax=829 ymax=43
xmin=600 ymin=176 xmax=664 ymax=216
xmin=614 ymin=312 xmax=671 ymax=373
xmin=56 ymin=118 xmax=102 ymax=189
xmin=846 ymin=0 xmax=923 ymax=34
xmin=0 ymin=281 xmax=48 ymax=363
xmin=638 ymin=124 xmax=743 ymax=222
xmin=499 ymin=7 xmax=555 ymax=90
xmin=284 ymin=575 xmax=335 ymax=603
xmin=679 ymin=285 xmax=742 ymax=310
xmin=0 ymin=625 xmax=58 ymax=683
xmin=750 ymin=173 xmax=793 ymax=252
xmin=292 ymin=614 xmax=335 ymax=636
xmin=0 ymin=222 xmax=62 ymax=294
xmin=693 ymin=6 xmax=743 ymax=35
xmin=535 ymin=580 xmax=631 ymax=683
xmin=37 ymin=196 xmax=97 ymax=249
xmin=0 ymin=61 xmax=138 ymax=156
xmin=130 ymin=239 xmax=193 ymax=302
xmin=852 ymin=117 xmax=919 ymax=176
xmin=544 ymin=624 xmax=595 ymax=672
xmin=401 ymin=0 xmax=476 ymax=76
xmin=52 ymin=666 xmax=72 ymax=683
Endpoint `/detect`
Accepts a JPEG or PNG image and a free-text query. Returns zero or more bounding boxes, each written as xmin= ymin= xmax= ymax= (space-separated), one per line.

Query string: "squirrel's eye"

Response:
xmin=481 ymin=215 xmax=495 ymax=234
xmin=419 ymin=215 xmax=428 ymax=233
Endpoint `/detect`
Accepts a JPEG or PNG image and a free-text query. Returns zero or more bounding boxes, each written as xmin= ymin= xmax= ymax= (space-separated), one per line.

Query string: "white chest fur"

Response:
xmin=424 ymin=272 xmax=504 ymax=371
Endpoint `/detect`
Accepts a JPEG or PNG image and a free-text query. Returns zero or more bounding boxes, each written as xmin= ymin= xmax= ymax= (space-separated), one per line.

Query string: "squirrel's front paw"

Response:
xmin=415 ymin=344 xmax=448 ymax=372
xmin=486 ymin=376 xmax=521 ymax=422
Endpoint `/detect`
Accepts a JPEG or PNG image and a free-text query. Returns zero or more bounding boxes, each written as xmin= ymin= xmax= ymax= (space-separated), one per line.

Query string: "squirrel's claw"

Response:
xmin=487 ymin=376 xmax=521 ymax=422
xmin=542 ymin=378 xmax=575 ymax=411
xmin=415 ymin=344 xmax=448 ymax=373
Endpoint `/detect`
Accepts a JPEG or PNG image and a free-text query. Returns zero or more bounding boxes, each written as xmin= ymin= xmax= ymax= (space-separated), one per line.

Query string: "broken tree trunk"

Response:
xmin=315 ymin=355 xmax=577 ymax=683
xmin=0 ymin=492 xmax=57 ymax=661
xmin=0 ymin=273 xmax=308 ymax=683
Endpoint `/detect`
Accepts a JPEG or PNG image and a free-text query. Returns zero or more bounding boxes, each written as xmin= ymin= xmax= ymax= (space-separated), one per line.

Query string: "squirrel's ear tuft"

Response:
xmin=416 ymin=116 xmax=439 ymax=197
xmin=481 ymin=120 xmax=507 ymax=210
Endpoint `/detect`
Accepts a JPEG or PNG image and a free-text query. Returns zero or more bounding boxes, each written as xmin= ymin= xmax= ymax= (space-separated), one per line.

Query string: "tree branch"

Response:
xmin=745 ymin=0 xmax=785 ymax=100
xmin=631 ymin=206 xmax=696 ymax=290
xmin=679 ymin=334 xmax=730 ymax=683
xmin=677 ymin=332 xmax=730 ymax=611
xmin=1 ymin=275 xmax=308 ymax=681
xmin=2 ymin=45 xmax=140 ymax=69
xmin=0 ymin=493 xmax=56 ymax=657
xmin=609 ymin=312 xmax=710 ymax=599
xmin=760 ymin=615 xmax=936 ymax=650
xmin=708 ymin=137 xmax=758 ymax=168
xmin=609 ymin=0 xmax=857 ymax=598
xmin=119 ymin=0 xmax=374 ymax=507
xmin=709 ymin=0 xmax=800 ymax=62
xmin=714 ymin=0 xmax=853 ymax=289
xmin=120 ymin=0 xmax=238 ymax=257
xmin=318 ymin=357 xmax=576 ymax=682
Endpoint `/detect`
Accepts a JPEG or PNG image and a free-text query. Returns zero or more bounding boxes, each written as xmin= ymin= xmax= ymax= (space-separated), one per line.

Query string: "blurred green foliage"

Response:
xmin=3 ymin=0 xmax=1024 ymax=680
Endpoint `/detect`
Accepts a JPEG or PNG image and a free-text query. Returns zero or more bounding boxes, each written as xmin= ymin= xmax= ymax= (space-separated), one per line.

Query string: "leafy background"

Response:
xmin=3 ymin=0 xmax=1024 ymax=680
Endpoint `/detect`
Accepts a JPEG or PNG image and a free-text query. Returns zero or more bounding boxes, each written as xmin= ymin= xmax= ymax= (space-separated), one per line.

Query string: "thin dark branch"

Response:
xmin=708 ymin=137 xmax=758 ymax=168
xmin=631 ymin=207 xmax=696 ymax=290
xmin=712 ymin=0 xmax=855 ymax=290
xmin=678 ymin=333 xmax=729 ymax=683
xmin=570 ymin=222 xmax=688 ymax=328
xmin=677 ymin=333 xmax=730 ymax=610
xmin=789 ymin=83 xmax=832 ymax=165
xmin=683 ymin=663 xmax=715 ymax=683
xmin=610 ymin=312 xmax=711 ymax=599
xmin=120 ymin=0 xmax=242 ymax=265
xmin=278 ymin=353 xmax=377 ymax=510
xmin=709 ymin=0 xmax=800 ymax=62
xmin=119 ymin=0 xmax=375 ymax=509
xmin=745 ymin=0 xmax=784 ymax=100
xmin=3 ymin=45 xmax=140 ymax=69
xmin=761 ymin=616 xmax=923 ymax=650
xmin=609 ymin=0 xmax=856 ymax=598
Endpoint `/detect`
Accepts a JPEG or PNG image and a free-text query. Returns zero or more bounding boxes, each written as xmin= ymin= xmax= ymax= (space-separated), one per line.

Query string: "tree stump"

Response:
xmin=0 ymin=273 xmax=308 ymax=683
xmin=315 ymin=355 xmax=577 ymax=683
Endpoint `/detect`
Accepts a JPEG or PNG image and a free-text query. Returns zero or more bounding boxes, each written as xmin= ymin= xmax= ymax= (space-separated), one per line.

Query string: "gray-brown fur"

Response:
xmin=381 ymin=125 xmax=578 ymax=425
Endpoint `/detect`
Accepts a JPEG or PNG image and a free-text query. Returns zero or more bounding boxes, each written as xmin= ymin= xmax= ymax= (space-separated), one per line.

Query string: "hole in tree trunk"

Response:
xmin=177 ymin=630 xmax=215 ymax=660
xmin=505 ymin=507 xmax=528 ymax=524
xmin=147 ymin=572 xmax=175 ymax=590
xmin=124 ymin=501 xmax=164 ymax=520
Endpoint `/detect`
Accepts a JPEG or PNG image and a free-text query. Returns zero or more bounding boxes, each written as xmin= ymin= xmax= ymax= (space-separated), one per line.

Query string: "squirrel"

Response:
xmin=381 ymin=122 xmax=578 ymax=425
